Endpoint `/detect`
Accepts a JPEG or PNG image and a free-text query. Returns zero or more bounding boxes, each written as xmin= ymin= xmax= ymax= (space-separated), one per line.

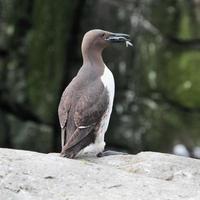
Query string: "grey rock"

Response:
xmin=0 ymin=148 xmax=200 ymax=200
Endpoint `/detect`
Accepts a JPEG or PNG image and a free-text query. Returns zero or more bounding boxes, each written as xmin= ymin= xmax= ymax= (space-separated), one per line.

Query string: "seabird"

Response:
xmin=58 ymin=29 xmax=132 ymax=158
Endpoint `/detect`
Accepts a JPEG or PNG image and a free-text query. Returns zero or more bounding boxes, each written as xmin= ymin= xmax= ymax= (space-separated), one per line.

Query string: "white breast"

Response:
xmin=96 ymin=65 xmax=115 ymax=142
xmin=101 ymin=65 xmax=115 ymax=108
xmin=77 ymin=65 xmax=115 ymax=157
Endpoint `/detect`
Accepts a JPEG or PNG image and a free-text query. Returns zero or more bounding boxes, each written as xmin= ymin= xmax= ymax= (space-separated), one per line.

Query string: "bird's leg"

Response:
xmin=61 ymin=129 xmax=65 ymax=150
xmin=97 ymin=150 xmax=128 ymax=157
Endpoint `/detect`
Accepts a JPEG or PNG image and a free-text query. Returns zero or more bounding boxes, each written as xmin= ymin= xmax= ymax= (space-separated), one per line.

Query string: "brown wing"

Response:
xmin=61 ymin=80 xmax=109 ymax=157
xmin=58 ymin=75 xmax=81 ymax=129
xmin=74 ymin=81 xmax=109 ymax=127
xmin=58 ymin=86 xmax=73 ymax=129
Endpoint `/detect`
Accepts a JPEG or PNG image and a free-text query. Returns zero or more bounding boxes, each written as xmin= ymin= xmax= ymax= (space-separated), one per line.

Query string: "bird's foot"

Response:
xmin=60 ymin=151 xmax=75 ymax=159
xmin=97 ymin=150 xmax=128 ymax=157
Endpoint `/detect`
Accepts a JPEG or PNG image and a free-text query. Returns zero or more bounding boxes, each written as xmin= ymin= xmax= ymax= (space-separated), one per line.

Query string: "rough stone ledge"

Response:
xmin=0 ymin=148 xmax=200 ymax=200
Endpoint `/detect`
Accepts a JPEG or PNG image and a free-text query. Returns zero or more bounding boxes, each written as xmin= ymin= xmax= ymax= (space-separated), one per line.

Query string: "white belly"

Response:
xmin=77 ymin=65 xmax=115 ymax=157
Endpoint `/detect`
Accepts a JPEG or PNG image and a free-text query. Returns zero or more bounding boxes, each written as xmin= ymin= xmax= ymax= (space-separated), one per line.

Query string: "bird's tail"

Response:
xmin=60 ymin=127 xmax=95 ymax=159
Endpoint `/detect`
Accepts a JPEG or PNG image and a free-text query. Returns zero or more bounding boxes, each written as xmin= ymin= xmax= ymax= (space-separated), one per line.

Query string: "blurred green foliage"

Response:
xmin=27 ymin=0 xmax=75 ymax=121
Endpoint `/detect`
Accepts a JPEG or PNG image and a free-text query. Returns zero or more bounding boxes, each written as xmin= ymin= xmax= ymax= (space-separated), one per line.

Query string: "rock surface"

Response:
xmin=0 ymin=148 xmax=200 ymax=200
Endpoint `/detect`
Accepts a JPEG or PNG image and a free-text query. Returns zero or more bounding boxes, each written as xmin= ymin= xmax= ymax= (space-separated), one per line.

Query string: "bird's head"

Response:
xmin=81 ymin=29 xmax=132 ymax=55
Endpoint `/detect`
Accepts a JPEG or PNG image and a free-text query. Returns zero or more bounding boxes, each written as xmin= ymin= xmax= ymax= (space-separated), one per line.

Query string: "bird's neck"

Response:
xmin=82 ymin=48 xmax=104 ymax=67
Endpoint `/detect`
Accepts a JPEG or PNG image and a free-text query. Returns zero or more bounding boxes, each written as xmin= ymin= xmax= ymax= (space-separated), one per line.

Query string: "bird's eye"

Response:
xmin=101 ymin=33 xmax=105 ymax=37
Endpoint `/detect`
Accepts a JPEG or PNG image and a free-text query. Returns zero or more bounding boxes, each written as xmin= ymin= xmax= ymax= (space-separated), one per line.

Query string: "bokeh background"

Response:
xmin=0 ymin=0 xmax=200 ymax=158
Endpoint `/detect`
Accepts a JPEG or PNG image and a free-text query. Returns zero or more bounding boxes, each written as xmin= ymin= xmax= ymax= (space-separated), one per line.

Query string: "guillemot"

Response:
xmin=58 ymin=29 xmax=132 ymax=158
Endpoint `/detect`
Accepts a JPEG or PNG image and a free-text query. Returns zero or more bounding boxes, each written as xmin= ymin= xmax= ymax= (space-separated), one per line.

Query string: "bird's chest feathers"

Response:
xmin=95 ymin=65 xmax=115 ymax=143
xmin=101 ymin=65 xmax=115 ymax=104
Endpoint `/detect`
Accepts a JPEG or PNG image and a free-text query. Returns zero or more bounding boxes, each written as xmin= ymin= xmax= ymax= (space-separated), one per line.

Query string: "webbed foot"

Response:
xmin=97 ymin=150 xmax=128 ymax=157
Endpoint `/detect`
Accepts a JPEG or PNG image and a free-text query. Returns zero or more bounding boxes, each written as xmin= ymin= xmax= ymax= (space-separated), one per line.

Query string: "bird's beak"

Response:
xmin=105 ymin=32 xmax=133 ymax=47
